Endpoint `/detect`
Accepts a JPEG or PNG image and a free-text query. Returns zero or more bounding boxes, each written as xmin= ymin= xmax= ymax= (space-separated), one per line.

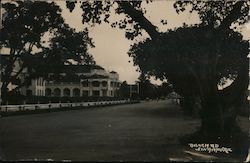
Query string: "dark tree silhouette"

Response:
xmin=66 ymin=0 xmax=249 ymax=139
xmin=45 ymin=25 xmax=95 ymax=66
xmin=136 ymin=73 xmax=156 ymax=100
xmin=1 ymin=1 xmax=63 ymax=103
xmin=129 ymin=26 xmax=249 ymax=137
xmin=0 ymin=1 xmax=95 ymax=103
xmin=119 ymin=81 xmax=130 ymax=98
xmin=158 ymin=82 xmax=173 ymax=97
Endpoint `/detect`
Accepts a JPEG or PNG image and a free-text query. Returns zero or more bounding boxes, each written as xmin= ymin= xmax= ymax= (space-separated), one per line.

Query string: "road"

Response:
xmin=0 ymin=100 xmax=246 ymax=161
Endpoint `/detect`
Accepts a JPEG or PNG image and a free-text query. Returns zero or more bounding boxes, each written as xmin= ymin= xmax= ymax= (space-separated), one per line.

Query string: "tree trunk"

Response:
xmin=1 ymin=81 xmax=9 ymax=105
xmin=199 ymin=58 xmax=248 ymax=139
xmin=200 ymin=101 xmax=224 ymax=136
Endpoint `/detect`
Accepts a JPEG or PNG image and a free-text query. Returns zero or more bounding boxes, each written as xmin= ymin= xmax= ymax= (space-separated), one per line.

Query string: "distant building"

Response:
xmin=129 ymin=84 xmax=139 ymax=98
xmin=1 ymin=54 xmax=121 ymax=98
xmin=20 ymin=65 xmax=121 ymax=98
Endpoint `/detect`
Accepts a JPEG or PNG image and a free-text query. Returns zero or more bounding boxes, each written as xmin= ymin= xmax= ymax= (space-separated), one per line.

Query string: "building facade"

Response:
xmin=20 ymin=65 xmax=121 ymax=98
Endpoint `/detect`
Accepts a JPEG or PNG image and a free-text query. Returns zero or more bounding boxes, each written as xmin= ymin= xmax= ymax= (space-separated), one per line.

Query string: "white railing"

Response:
xmin=0 ymin=100 xmax=131 ymax=112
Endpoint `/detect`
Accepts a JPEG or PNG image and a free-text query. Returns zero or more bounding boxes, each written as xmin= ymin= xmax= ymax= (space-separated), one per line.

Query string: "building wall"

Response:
xmin=20 ymin=68 xmax=121 ymax=98
xmin=44 ymin=78 xmax=120 ymax=97
xmin=21 ymin=77 xmax=46 ymax=96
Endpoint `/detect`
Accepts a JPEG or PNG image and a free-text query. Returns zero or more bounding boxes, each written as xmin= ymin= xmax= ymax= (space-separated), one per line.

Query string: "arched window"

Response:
xmin=73 ymin=88 xmax=80 ymax=97
xmin=102 ymin=81 xmax=108 ymax=87
xmin=54 ymin=88 xmax=61 ymax=97
xmin=92 ymin=81 xmax=100 ymax=87
xmin=82 ymin=80 xmax=89 ymax=87
xmin=63 ymin=88 xmax=70 ymax=97
xmin=45 ymin=88 xmax=52 ymax=96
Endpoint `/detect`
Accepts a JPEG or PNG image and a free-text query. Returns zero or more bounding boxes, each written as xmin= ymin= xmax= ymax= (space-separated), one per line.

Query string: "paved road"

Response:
xmin=0 ymin=100 xmax=206 ymax=161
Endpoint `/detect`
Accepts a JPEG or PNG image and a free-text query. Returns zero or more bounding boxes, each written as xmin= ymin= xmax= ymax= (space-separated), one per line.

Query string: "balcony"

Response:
xmin=46 ymin=82 xmax=80 ymax=86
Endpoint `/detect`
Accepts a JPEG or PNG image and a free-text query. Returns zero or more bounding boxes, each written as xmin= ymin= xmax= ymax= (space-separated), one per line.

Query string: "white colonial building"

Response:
xmin=20 ymin=65 xmax=121 ymax=98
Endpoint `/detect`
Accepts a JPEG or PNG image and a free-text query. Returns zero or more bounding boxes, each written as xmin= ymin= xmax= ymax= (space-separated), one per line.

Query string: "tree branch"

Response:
xmin=12 ymin=65 xmax=26 ymax=80
xmin=11 ymin=77 xmax=30 ymax=92
xmin=28 ymin=42 xmax=34 ymax=53
xmin=117 ymin=1 xmax=159 ymax=39
xmin=220 ymin=57 xmax=248 ymax=105
xmin=219 ymin=1 xmax=245 ymax=30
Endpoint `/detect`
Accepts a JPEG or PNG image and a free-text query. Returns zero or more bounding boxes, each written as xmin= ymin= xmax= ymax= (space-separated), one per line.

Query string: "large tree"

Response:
xmin=0 ymin=1 xmax=94 ymax=103
xmin=129 ymin=26 xmax=249 ymax=136
xmin=40 ymin=24 xmax=95 ymax=75
xmin=67 ymin=0 xmax=249 ymax=138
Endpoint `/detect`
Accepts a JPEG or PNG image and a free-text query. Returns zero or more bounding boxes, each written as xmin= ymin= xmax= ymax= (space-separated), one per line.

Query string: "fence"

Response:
xmin=0 ymin=100 xmax=132 ymax=113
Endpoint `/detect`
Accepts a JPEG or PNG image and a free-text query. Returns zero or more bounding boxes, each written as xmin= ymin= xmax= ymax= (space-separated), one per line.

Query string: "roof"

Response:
xmin=48 ymin=73 xmax=109 ymax=82
xmin=110 ymin=71 xmax=117 ymax=74
xmin=88 ymin=74 xmax=109 ymax=79
xmin=58 ymin=64 xmax=104 ymax=74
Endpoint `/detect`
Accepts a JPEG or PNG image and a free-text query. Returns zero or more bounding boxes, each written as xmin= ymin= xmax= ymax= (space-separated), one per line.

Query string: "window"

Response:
xmin=54 ymin=88 xmax=61 ymax=97
xmin=63 ymin=88 xmax=70 ymax=97
xmin=102 ymin=90 xmax=107 ymax=97
xmin=102 ymin=81 xmax=107 ymax=87
xmin=46 ymin=88 xmax=52 ymax=96
xmin=93 ymin=90 xmax=100 ymax=96
xmin=73 ymin=88 xmax=80 ymax=97
xmin=92 ymin=81 xmax=100 ymax=87
xmin=82 ymin=90 xmax=89 ymax=97
xmin=82 ymin=81 xmax=88 ymax=87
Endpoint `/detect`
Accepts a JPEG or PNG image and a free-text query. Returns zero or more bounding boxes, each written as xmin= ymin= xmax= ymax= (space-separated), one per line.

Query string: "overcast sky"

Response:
xmin=57 ymin=1 xmax=250 ymax=84
xmin=1 ymin=1 xmax=250 ymax=84
xmin=57 ymin=1 xmax=201 ymax=84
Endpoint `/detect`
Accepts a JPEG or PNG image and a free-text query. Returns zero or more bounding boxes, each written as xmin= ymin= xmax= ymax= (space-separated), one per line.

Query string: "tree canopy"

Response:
xmin=66 ymin=1 xmax=249 ymax=39
xmin=128 ymin=26 xmax=249 ymax=97
xmin=66 ymin=0 xmax=249 ymax=137
xmin=0 ymin=1 xmax=95 ymax=103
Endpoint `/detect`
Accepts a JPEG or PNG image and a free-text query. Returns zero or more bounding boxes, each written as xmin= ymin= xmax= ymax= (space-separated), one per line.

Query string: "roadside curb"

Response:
xmin=0 ymin=100 xmax=140 ymax=117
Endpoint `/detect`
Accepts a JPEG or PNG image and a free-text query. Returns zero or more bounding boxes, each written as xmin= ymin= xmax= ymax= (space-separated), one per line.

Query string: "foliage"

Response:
xmin=174 ymin=0 xmax=250 ymax=28
xmin=118 ymin=81 xmax=130 ymax=98
xmin=136 ymin=74 xmax=156 ymax=99
xmin=128 ymin=26 xmax=249 ymax=97
xmin=43 ymin=25 xmax=95 ymax=68
xmin=1 ymin=1 xmax=64 ymax=51
xmin=66 ymin=0 xmax=249 ymax=136
xmin=66 ymin=1 xmax=157 ymax=40
xmin=0 ymin=1 xmax=95 ymax=103
xmin=1 ymin=1 xmax=63 ymax=102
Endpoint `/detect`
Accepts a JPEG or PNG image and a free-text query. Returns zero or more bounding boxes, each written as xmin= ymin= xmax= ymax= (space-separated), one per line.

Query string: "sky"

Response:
xmin=57 ymin=1 xmax=201 ymax=84
xmin=57 ymin=1 xmax=250 ymax=84
xmin=1 ymin=1 xmax=250 ymax=85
